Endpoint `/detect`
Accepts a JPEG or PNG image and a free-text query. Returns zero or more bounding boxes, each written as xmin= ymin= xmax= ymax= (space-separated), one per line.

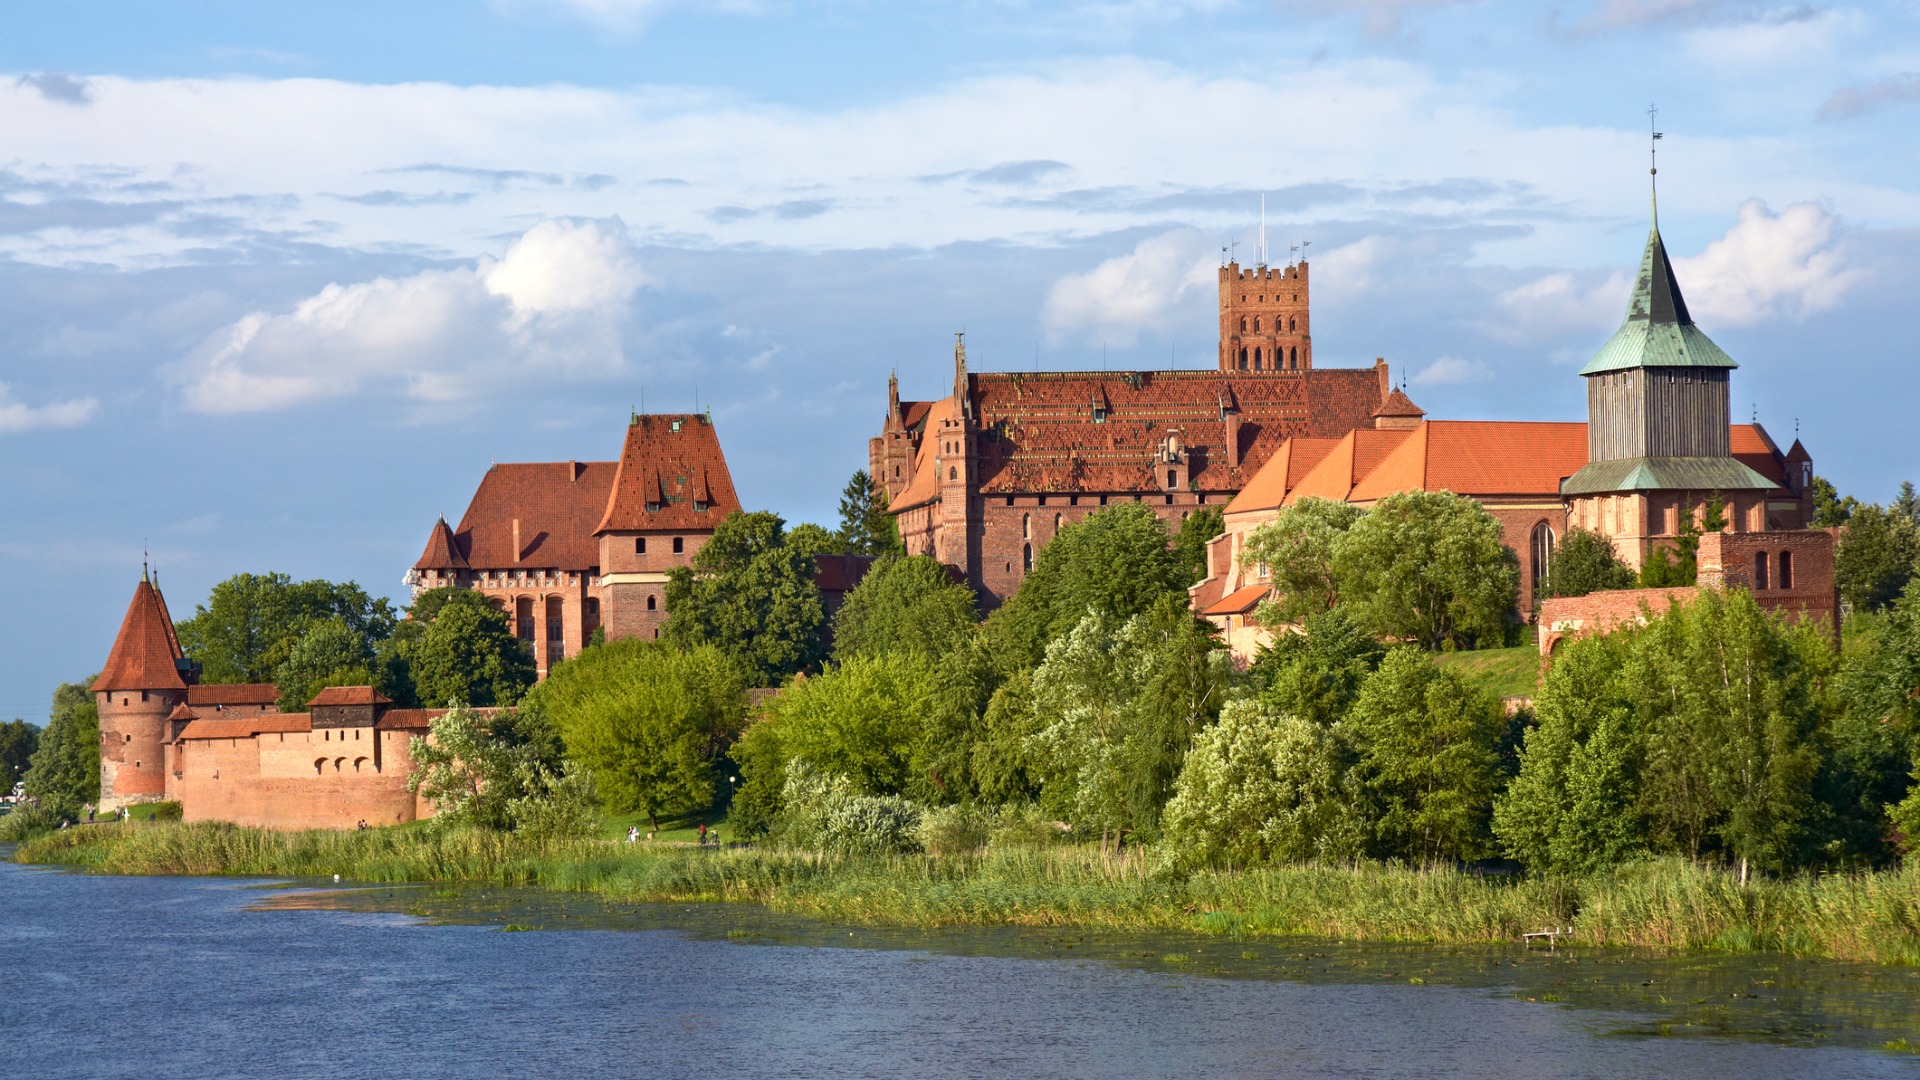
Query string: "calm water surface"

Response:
xmin=3 ymin=855 xmax=1918 ymax=1079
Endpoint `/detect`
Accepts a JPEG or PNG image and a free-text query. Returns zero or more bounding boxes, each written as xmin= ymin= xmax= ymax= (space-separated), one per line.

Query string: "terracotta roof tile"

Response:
xmin=444 ymin=460 xmax=617 ymax=572
xmin=376 ymin=709 xmax=443 ymax=730
xmin=1284 ymin=428 xmax=1415 ymax=504
xmin=177 ymin=715 xmax=313 ymax=740
xmin=596 ymin=414 xmax=743 ymax=534
xmin=95 ymin=579 xmax=188 ymax=694
xmin=1731 ymin=423 xmax=1787 ymax=485
xmin=1202 ymin=584 xmax=1270 ymax=616
xmin=413 ymin=517 xmax=469 ymax=571
xmin=166 ymin=704 xmax=200 ymax=722
xmin=188 ymin=684 xmax=281 ymax=707
xmin=308 ymin=686 xmax=391 ymax=707
xmin=1226 ymin=437 xmax=1341 ymax=514
xmin=1371 ymin=387 xmax=1426 ymax=419
xmin=1348 ymin=421 xmax=1591 ymax=502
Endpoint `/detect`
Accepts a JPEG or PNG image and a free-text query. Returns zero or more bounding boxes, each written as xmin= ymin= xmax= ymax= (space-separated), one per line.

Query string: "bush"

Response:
xmin=822 ymin=795 xmax=924 ymax=856
xmin=0 ymin=802 xmax=62 ymax=841
xmin=987 ymin=803 xmax=1069 ymax=849
xmin=147 ymin=801 xmax=184 ymax=822
xmin=917 ymin=803 xmax=994 ymax=857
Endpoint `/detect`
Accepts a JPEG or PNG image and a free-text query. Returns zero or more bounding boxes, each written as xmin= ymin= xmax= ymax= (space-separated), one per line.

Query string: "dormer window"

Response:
xmin=694 ymin=500 xmax=709 ymax=512
xmin=645 ymin=501 xmax=662 ymax=513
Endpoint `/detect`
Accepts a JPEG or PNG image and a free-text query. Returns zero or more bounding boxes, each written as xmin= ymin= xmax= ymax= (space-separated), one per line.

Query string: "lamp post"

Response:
xmin=727 ymin=776 xmax=737 ymax=845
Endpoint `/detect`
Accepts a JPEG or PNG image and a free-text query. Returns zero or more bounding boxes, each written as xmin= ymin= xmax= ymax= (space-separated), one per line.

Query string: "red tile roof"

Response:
xmin=890 ymin=397 xmax=961 ymax=513
xmin=376 ymin=709 xmax=443 ymax=730
xmin=1731 ymin=423 xmax=1788 ymax=486
xmin=413 ymin=517 xmax=469 ymax=571
xmin=95 ymin=579 xmax=188 ymax=695
xmin=1348 ymin=421 xmax=1590 ymax=502
xmin=188 ymin=684 xmax=281 ymax=707
xmin=1284 ymin=428 xmax=1416 ymax=504
xmin=308 ymin=686 xmax=392 ymax=707
xmin=1372 ymin=387 xmax=1426 ymax=420
xmin=1226 ymin=437 xmax=1341 ymax=514
xmin=177 ymin=715 xmax=313 ymax=740
xmin=1202 ymin=584 xmax=1270 ymax=616
xmin=167 ymin=704 xmax=200 ymax=722
xmin=434 ymin=460 xmax=618 ymax=572
xmin=596 ymin=414 xmax=743 ymax=534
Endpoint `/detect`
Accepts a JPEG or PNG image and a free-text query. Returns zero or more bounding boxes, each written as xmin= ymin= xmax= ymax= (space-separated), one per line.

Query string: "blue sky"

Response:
xmin=3 ymin=0 xmax=1917 ymax=719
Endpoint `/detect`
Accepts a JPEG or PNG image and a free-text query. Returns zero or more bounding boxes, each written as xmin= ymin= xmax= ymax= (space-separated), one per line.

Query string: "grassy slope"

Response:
xmin=1432 ymin=645 xmax=1541 ymax=700
xmin=16 ymin=822 xmax=1920 ymax=964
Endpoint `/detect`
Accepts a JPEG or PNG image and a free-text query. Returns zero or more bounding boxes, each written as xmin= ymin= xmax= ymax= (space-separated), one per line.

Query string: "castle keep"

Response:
xmin=873 ymin=259 xmax=1398 ymax=607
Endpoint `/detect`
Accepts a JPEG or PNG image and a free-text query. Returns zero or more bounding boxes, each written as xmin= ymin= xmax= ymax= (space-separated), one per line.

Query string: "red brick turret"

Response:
xmin=96 ymin=575 xmax=194 ymax=811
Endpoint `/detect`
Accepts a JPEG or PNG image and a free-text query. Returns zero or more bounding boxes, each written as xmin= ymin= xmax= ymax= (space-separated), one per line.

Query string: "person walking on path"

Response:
xmin=697 ymin=822 xmax=708 ymax=845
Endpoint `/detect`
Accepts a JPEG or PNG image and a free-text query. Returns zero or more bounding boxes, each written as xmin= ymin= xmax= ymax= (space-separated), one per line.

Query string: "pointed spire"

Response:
xmin=95 ymin=576 xmax=188 ymax=694
xmin=413 ymin=516 xmax=469 ymax=570
xmin=1626 ymin=225 xmax=1693 ymax=327
xmin=953 ymin=332 xmax=974 ymax=422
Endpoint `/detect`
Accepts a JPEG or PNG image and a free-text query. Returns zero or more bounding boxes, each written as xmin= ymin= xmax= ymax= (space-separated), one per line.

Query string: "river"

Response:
xmin=2 ymin=855 xmax=1916 ymax=1078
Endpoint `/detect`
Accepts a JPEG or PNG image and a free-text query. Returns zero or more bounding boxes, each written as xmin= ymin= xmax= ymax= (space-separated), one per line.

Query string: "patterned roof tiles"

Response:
xmin=596 ymin=414 xmax=743 ymax=534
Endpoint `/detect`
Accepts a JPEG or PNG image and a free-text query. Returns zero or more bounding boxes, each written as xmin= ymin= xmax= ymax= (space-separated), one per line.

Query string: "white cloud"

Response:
xmin=1675 ymin=199 xmax=1866 ymax=326
xmin=1490 ymin=269 xmax=1630 ymax=344
xmin=500 ymin=0 xmax=760 ymax=30
xmin=0 ymin=384 xmax=99 ymax=433
xmin=1410 ymin=355 xmax=1492 ymax=385
xmin=176 ymin=219 xmax=644 ymax=414
xmin=1041 ymin=230 xmax=1217 ymax=346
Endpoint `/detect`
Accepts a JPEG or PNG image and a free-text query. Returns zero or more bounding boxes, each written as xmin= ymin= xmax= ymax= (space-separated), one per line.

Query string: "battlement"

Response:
xmin=1220 ymin=260 xmax=1308 ymax=283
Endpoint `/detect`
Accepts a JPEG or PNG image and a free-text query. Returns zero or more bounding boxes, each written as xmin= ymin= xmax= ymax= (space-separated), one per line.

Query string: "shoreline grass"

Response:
xmin=15 ymin=822 xmax=1920 ymax=964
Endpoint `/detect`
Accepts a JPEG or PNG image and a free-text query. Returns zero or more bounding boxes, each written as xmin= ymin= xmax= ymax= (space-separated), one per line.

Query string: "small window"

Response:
xmin=949 ymin=467 xmax=958 ymax=480
xmin=1754 ymin=551 xmax=1769 ymax=590
xmin=1289 ymin=316 xmax=1297 ymax=331
xmin=636 ymin=538 xmax=647 ymax=554
xmin=1252 ymin=316 xmax=1261 ymax=332
xmin=672 ymin=537 xmax=684 ymax=554
xmin=1238 ymin=316 xmax=1247 ymax=332
xmin=647 ymin=594 xmax=657 ymax=611
xmin=1022 ymin=544 xmax=1033 ymax=573
xmin=1167 ymin=470 xmax=1177 ymax=487
xmin=1779 ymin=550 xmax=1794 ymax=589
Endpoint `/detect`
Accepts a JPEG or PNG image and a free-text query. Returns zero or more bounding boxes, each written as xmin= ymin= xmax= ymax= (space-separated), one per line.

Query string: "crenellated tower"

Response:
xmin=1219 ymin=260 xmax=1311 ymax=372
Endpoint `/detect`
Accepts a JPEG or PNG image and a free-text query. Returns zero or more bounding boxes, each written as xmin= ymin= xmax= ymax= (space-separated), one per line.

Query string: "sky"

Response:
xmin=2 ymin=0 xmax=1917 ymax=720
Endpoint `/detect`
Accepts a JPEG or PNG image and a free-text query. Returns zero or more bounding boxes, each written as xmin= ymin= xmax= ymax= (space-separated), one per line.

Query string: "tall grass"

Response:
xmin=17 ymin=823 xmax=1920 ymax=964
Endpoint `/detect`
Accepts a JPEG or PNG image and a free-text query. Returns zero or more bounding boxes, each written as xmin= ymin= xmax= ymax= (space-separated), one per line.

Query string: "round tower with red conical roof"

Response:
xmin=94 ymin=572 xmax=194 ymax=810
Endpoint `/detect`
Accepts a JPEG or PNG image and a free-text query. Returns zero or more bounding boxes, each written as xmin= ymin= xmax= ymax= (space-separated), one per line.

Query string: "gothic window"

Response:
xmin=1253 ymin=316 xmax=1261 ymax=332
xmin=1239 ymin=316 xmax=1247 ymax=332
xmin=1779 ymin=550 xmax=1794 ymax=589
xmin=1022 ymin=544 xmax=1033 ymax=573
xmin=1754 ymin=551 xmax=1769 ymax=590
xmin=1290 ymin=346 xmax=1298 ymax=367
xmin=647 ymin=594 xmax=657 ymax=610
xmin=1254 ymin=348 xmax=1262 ymax=369
xmin=1289 ymin=316 xmax=1297 ymax=331
xmin=949 ymin=467 xmax=958 ymax=480
xmin=1530 ymin=522 xmax=1555 ymax=591
xmin=1238 ymin=347 xmax=1248 ymax=370
xmin=1054 ymin=513 xmax=1062 ymax=534
xmin=1022 ymin=513 xmax=1031 ymax=539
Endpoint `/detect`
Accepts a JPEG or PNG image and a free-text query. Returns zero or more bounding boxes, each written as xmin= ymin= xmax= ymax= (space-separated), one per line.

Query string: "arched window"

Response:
xmin=1779 ymin=550 xmax=1794 ymax=588
xmin=1022 ymin=543 xmax=1033 ymax=573
xmin=1054 ymin=513 xmax=1062 ymax=535
xmin=1289 ymin=316 xmax=1297 ymax=331
xmin=1253 ymin=316 xmax=1262 ymax=332
xmin=1238 ymin=347 xmax=1248 ymax=370
xmin=1289 ymin=346 xmax=1298 ymax=367
xmin=1530 ymin=522 xmax=1555 ymax=592
xmin=948 ymin=466 xmax=957 ymax=480
xmin=1239 ymin=316 xmax=1247 ymax=332
xmin=314 ymin=759 xmax=326 ymax=775
xmin=1754 ymin=551 xmax=1769 ymax=590
xmin=646 ymin=594 xmax=657 ymax=610
xmin=1022 ymin=513 xmax=1031 ymax=539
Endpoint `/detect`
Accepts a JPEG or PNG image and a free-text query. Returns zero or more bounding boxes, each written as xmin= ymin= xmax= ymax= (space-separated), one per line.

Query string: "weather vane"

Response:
xmin=1649 ymin=102 xmax=1663 ymax=220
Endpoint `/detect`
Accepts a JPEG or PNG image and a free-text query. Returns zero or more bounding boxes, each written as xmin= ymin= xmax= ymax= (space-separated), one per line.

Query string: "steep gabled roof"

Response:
xmin=95 ymin=578 xmax=188 ymax=695
xmin=889 ymin=397 xmax=961 ymax=514
xmin=596 ymin=414 xmax=743 ymax=534
xmin=444 ymin=460 xmax=618 ymax=572
xmin=412 ymin=517 xmax=469 ymax=571
xmin=1283 ymin=428 xmax=1414 ymax=505
xmin=1225 ymin=437 xmax=1341 ymax=515
xmin=1371 ymin=387 xmax=1426 ymax=421
xmin=1581 ymin=224 xmax=1737 ymax=376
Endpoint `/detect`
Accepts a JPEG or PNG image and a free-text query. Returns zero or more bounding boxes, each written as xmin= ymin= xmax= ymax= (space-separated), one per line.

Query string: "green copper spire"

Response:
xmin=1578 ymin=223 xmax=1737 ymax=376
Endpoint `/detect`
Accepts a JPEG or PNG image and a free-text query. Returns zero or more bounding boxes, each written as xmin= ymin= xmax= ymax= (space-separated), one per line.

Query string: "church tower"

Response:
xmin=1561 ymin=204 xmax=1772 ymax=567
xmin=933 ymin=333 xmax=979 ymax=580
xmin=1218 ymin=260 xmax=1311 ymax=372
xmin=94 ymin=573 xmax=196 ymax=811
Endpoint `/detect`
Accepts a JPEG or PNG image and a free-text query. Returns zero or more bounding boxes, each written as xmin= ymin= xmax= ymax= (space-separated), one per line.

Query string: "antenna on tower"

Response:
xmin=1230 ymin=240 xmax=1240 ymax=266
xmin=1648 ymin=102 xmax=1663 ymax=224
xmin=1289 ymin=243 xmax=1299 ymax=267
xmin=1300 ymin=239 xmax=1311 ymax=261
xmin=1259 ymin=194 xmax=1268 ymax=268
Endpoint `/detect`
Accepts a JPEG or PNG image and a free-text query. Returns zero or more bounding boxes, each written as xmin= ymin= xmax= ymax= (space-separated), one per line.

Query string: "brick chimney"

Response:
xmin=512 ymin=518 xmax=521 ymax=563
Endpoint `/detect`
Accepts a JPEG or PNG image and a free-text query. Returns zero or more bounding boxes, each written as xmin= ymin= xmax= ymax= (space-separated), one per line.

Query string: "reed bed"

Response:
xmin=17 ymin=823 xmax=1920 ymax=964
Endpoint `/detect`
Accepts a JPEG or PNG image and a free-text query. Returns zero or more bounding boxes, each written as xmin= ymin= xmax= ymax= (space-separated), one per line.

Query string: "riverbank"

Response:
xmin=16 ymin=822 xmax=1920 ymax=964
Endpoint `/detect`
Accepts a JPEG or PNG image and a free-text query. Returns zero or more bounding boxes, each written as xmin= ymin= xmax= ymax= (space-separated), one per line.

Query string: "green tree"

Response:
xmin=1248 ymin=608 xmax=1385 ymax=729
xmin=1025 ymin=596 xmax=1229 ymax=846
xmin=272 ymin=617 xmax=378 ymax=711
xmin=1626 ymin=589 xmax=1828 ymax=878
xmin=664 ymin=510 xmax=828 ymax=683
xmin=408 ymin=706 xmax=594 ymax=837
xmin=408 ymin=600 xmax=536 ymax=708
xmin=1494 ymin=631 xmax=1645 ymax=872
xmin=836 ymin=469 xmax=905 ymax=557
xmin=1835 ymin=503 xmax=1919 ymax=614
xmin=1332 ymin=491 xmax=1517 ymax=650
xmin=1161 ymin=697 xmax=1363 ymax=870
xmin=1346 ymin=647 xmax=1506 ymax=862
xmin=1541 ymin=527 xmax=1636 ymax=600
xmin=532 ymin=639 xmax=747 ymax=829
xmin=1173 ymin=506 xmax=1225 ymax=585
xmin=831 ymin=554 xmax=978 ymax=663
xmin=0 ymin=719 xmax=39 ymax=793
xmin=1809 ymin=475 xmax=1859 ymax=527
xmin=1838 ymin=580 xmax=1920 ymax=859
xmin=21 ymin=680 xmax=100 ymax=819
xmin=1241 ymin=497 xmax=1366 ymax=625
xmin=983 ymin=503 xmax=1189 ymax=670
xmin=175 ymin=573 xmax=396 ymax=683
